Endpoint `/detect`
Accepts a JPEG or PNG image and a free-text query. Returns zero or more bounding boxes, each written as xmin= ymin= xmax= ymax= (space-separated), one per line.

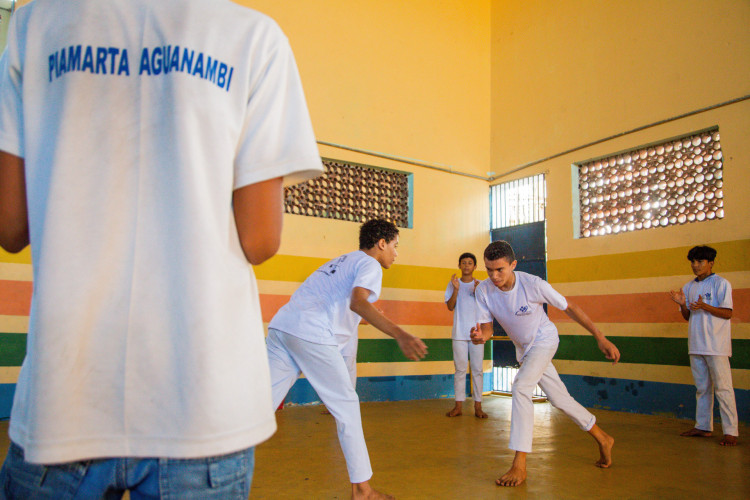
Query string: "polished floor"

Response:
xmin=1 ymin=397 xmax=748 ymax=499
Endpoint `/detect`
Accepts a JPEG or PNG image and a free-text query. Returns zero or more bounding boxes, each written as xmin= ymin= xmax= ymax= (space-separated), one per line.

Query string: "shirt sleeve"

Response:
xmin=0 ymin=15 xmax=25 ymax=157
xmin=353 ymin=257 xmax=383 ymax=303
xmin=475 ymin=281 xmax=493 ymax=324
xmin=536 ymin=279 xmax=568 ymax=311
xmin=233 ymin=21 xmax=322 ymax=190
xmin=716 ymin=278 xmax=733 ymax=309
xmin=444 ymin=281 xmax=455 ymax=303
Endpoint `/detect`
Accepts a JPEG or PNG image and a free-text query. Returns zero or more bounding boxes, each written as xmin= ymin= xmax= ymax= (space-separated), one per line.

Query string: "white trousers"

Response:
xmin=509 ymin=344 xmax=595 ymax=453
xmin=266 ymin=329 xmax=373 ymax=483
xmin=452 ymin=340 xmax=484 ymax=402
xmin=690 ymin=354 xmax=739 ymax=436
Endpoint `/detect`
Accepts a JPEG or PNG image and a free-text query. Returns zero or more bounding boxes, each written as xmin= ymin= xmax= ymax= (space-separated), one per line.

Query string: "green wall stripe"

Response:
xmin=556 ymin=336 xmax=750 ymax=369
xmin=0 ymin=333 xmax=25 ymax=366
xmin=357 ymin=338 xmax=490 ymax=363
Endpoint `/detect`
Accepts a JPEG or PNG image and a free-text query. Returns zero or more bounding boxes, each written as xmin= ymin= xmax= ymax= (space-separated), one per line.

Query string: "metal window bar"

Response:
xmin=492 ymin=366 xmax=546 ymax=398
xmin=490 ymin=174 xmax=546 ymax=230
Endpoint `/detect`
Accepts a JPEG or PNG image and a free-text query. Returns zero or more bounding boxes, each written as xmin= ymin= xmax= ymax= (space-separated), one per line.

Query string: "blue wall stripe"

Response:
xmin=559 ymin=374 xmax=749 ymax=424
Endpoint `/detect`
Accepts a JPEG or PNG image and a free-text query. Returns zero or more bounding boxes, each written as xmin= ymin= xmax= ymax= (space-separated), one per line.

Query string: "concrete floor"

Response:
xmin=1 ymin=396 xmax=748 ymax=499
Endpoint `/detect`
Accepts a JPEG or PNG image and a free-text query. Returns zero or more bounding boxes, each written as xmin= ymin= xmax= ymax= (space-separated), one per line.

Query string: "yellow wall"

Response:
xmin=490 ymin=0 xmax=750 ymax=407
xmin=491 ymin=0 xmax=750 ymax=172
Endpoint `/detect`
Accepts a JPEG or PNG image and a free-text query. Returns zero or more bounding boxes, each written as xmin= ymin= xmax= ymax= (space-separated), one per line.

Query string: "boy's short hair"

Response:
xmin=484 ymin=240 xmax=515 ymax=263
xmin=687 ymin=245 xmax=717 ymax=262
xmin=359 ymin=219 xmax=399 ymax=250
xmin=458 ymin=252 xmax=477 ymax=266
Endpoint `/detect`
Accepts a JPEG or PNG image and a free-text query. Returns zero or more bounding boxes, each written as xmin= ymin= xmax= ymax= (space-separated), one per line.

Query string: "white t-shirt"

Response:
xmin=444 ymin=279 xmax=478 ymax=341
xmin=0 ymin=0 xmax=322 ymax=463
xmin=269 ymin=250 xmax=383 ymax=349
xmin=683 ymin=274 xmax=733 ymax=356
xmin=476 ymin=271 xmax=568 ymax=361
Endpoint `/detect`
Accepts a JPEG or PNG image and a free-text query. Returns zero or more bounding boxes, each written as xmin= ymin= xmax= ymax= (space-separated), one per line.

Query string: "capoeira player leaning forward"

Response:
xmin=266 ymin=219 xmax=428 ymax=500
xmin=470 ymin=240 xmax=620 ymax=487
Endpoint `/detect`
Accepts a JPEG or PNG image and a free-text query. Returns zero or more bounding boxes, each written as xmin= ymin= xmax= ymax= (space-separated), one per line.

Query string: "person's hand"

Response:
xmin=597 ymin=337 xmax=620 ymax=364
xmin=689 ymin=295 xmax=707 ymax=311
xmin=473 ymin=279 xmax=480 ymax=292
xmin=451 ymin=274 xmax=460 ymax=290
xmin=669 ymin=289 xmax=686 ymax=306
xmin=397 ymin=334 xmax=428 ymax=361
xmin=470 ymin=323 xmax=487 ymax=345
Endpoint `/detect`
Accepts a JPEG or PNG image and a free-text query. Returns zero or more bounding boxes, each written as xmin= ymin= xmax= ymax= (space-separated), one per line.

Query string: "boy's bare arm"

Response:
xmin=690 ymin=295 xmax=732 ymax=319
xmin=0 ymin=151 xmax=29 ymax=253
xmin=446 ymin=274 xmax=460 ymax=311
xmin=564 ymin=301 xmax=620 ymax=364
xmin=233 ymin=177 xmax=283 ymax=265
xmin=350 ymin=287 xmax=428 ymax=361
xmin=470 ymin=322 xmax=494 ymax=344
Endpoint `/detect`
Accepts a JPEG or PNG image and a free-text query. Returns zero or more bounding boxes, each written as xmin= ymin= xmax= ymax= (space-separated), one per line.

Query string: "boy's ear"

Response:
xmin=377 ymin=238 xmax=387 ymax=250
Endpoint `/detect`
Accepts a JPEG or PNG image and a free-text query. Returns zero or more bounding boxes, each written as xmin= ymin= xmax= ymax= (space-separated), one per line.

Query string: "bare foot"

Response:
xmin=496 ymin=451 xmax=526 ymax=487
xmin=352 ymin=480 xmax=394 ymax=499
xmin=719 ymin=435 xmax=738 ymax=446
xmin=680 ymin=428 xmax=712 ymax=437
xmin=595 ymin=433 xmax=614 ymax=468
xmin=474 ymin=402 xmax=488 ymax=419
xmin=496 ymin=465 xmax=526 ymax=487
xmin=446 ymin=402 xmax=462 ymax=417
xmin=588 ymin=424 xmax=614 ymax=468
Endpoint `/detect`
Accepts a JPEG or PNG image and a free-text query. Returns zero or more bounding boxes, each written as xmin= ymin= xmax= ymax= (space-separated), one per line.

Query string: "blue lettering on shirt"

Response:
xmin=48 ymin=44 xmax=234 ymax=91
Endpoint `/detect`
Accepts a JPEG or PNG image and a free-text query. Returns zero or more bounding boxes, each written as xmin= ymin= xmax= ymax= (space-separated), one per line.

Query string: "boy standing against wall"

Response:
xmin=669 ymin=245 xmax=738 ymax=446
xmin=266 ymin=219 xmax=428 ymax=500
xmin=470 ymin=241 xmax=619 ymax=487
xmin=445 ymin=252 xmax=487 ymax=418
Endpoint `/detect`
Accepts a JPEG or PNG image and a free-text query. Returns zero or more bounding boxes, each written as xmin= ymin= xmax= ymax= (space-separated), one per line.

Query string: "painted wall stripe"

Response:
xmin=553 ymin=271 xmax=750 ymax=296
xmin=547 ymin=289 xmax=750 ymax=323
xmin=0 ymin=248 xmax=31 ymax=265
xmin=0 ymin=316 xmax=28 ymax=333
xmin=548 ymin=239 xmax=749 ymax=283
xmin=0 ymin=367 xmax=21 ymax=384
xmin=554 ymin=359 xmax=750 ymax=390
xmin=556 ymin=335 xmax=749 ymax=369
xmin=0 ymin=263 xmax=33 ymax=282
xmin=0 ymin=334 xmax=25 ymax=366
xmin=258 ymin=279 xmax=447 ymax=303
xmin=557 ymin=322 xmax=750 ymax=339
xmin=0 ymin=281 xmax=32 ymax=316
xmin=357 ymin=360 xmax=492 ymax=377
xmin=357 ymin=339 xmax=490 ymax=363
xmin=258 ymin=294 xmax=454 ymax=325
xmin=253 ymin=254 xmax=486 ymax=291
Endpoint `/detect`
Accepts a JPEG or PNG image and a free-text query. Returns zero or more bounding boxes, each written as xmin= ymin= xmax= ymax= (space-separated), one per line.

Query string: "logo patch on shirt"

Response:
xmin=515 ymin=305 xmax=531 ymax=316
xmin=704 ymin=292 xmax=711 ymax=301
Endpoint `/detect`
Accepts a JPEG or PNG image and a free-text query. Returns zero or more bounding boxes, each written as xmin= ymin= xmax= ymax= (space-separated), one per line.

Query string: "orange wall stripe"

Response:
xmin=549 ymin=288 xmax=749 ymax=323
xmin=0 ymin=281 xmax=32 ymax=316
xmin=258 ymin=294 xmax=454 ymax=326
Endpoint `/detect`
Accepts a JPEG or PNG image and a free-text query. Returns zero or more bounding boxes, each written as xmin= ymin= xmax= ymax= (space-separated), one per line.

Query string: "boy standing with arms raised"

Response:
xmin=470 ymin=241 xmax=619 ymax=487
xmin=669 ymin=245 xmax=738 ymax=446
xmin=266 ymin=219 xmax=428 ymax=500
xmin=445 ymin=252 xmax=487 ymax=418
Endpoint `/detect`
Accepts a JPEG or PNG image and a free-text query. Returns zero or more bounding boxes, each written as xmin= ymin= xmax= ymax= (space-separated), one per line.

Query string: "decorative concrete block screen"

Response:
xmin=575 ymin=129 xmax=724 ymax=238
xmin=283 ymin=159 xmax=411 ymax=228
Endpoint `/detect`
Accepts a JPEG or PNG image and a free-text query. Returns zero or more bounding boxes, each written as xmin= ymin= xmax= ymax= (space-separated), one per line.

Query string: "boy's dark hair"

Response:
xmin=687 ymin=245 xmax=717 ymax=262
xmin=359 ymin=219 xmax=399 ymax=250
xmin=458 ymin=252 xmax=477 ymax=266
xmin=484 ymin=240 xmax=515 ymax=263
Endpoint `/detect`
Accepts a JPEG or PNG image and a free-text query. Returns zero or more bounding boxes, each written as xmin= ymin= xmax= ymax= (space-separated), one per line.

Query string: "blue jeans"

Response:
xmin=0 ymin=442 xmax=254 ymax=499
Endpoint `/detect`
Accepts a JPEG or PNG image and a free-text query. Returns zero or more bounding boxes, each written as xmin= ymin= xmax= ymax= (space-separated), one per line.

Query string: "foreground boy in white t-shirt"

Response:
xmin=470 ymin=241 xmax=620 ymax=487
xmin=445 ymin=252 xmax=487 ymax=418
xmin=669 ymin=245 xmax=738 ymax=446
xmin=266 ymin=219 xmax=428 ymax=500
